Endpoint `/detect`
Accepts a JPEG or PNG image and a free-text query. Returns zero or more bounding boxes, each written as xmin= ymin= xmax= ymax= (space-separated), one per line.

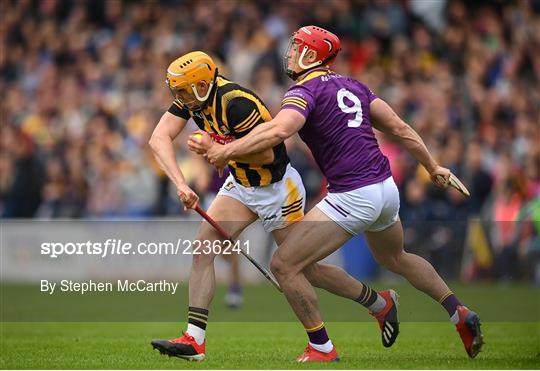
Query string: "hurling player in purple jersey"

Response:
xmin=199 ymin=26 xmax=483 ymax=361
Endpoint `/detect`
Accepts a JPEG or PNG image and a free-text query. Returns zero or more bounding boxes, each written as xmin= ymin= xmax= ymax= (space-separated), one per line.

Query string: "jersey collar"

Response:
xmin=296 ymin=68 xmax=332 ymax=85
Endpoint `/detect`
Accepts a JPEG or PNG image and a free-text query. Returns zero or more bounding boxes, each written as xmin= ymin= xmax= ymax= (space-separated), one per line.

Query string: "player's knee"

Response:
xmin=269 ymin=255 xmax=283 ymax=277
xmin=270 ymin=254 xmax=290 ymax=280
xmin=386 ymin=261 xmax=400 ymax=274
xmin=190 ymin=227 xmax=219 ymax=266
xmin=377 ymin=253 xmax=402 ymax=274
xmin=196 ymin=222 xmax=223 ymax=245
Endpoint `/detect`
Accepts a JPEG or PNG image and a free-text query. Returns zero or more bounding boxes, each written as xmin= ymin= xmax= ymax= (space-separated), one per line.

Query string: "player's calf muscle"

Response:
xmin=302 ymin=265 xmax=322 ymax=287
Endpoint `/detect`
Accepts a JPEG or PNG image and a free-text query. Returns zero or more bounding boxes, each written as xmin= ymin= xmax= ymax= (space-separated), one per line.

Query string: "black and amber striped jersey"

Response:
xmin=168 ymin=76 xmax=289 ymax=188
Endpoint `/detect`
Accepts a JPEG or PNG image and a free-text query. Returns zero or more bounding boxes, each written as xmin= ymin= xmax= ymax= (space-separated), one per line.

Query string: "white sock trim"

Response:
xmin=309 ymin=340 xmax=333 ymax=353
xmin=187 ymin=323 xmax=206 ymax=345
xmin=450 ymin=310 xmax=460 ymax=325
xmin=368 ymin=294 xmax=387 ymax=313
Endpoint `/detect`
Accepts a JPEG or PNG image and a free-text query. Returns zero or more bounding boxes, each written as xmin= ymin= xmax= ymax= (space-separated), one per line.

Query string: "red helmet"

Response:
xmin=284 ymin=26 xmax=341 ymax=80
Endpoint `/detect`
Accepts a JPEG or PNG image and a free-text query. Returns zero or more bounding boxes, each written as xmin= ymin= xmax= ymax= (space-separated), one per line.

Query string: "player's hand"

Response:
xmin=430 ymin=165 xmax=451 ymax=188
xmin=177 ymin=183 xmax=199 ymax=210
xmin=206 ymin=143 xmax=229 ymax=171
xmin=215 ymin=164 xmax=225 ymax=177
xmin=187 ymin=131 xmax=213 ymax=155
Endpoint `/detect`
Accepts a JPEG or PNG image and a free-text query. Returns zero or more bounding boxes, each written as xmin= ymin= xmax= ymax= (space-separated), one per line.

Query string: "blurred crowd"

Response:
xmin=1 ymin=0 xmax=539 ymax=281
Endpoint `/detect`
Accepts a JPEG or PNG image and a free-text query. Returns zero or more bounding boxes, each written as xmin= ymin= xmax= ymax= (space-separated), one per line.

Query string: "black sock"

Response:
xmin=188 ymin=306 xmax=209 ymax=330
xmin=354 ymin=283 xmax=378 ymax=308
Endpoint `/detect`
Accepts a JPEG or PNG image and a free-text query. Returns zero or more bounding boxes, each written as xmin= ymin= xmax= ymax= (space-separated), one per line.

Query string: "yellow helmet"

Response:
xmin=166 ymin=51 xmax=218 ymax=110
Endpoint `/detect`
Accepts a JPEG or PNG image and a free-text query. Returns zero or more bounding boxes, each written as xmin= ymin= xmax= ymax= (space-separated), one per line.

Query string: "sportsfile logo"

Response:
xmin=40 ymin=239 xmax=250 ymax=258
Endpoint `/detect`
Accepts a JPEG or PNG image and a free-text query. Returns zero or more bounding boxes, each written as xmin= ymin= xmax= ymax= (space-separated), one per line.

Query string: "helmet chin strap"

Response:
xmin=191 ymin=82 xmax=214 ymax=103
xmin=298 ymin=46 xmax=323 ymax=70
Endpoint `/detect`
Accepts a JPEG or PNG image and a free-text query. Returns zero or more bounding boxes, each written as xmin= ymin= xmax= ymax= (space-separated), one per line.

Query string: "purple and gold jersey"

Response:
xmin=282 ymin=70 xmax=391 ymax=192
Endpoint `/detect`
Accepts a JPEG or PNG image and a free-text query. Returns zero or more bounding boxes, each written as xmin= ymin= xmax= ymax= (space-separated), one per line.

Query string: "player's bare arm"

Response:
xmin=148 ymin=111 xmax=199 ymax=208
xmin=228 ymin=148 xmax=274 ymax=164
xmin=369 ymin=98 xmax=451 ymax=187
xmin=187 ymin=130 xmax=274 ymax=165
xmin=205 ymin=109 xmax=306 ymax=168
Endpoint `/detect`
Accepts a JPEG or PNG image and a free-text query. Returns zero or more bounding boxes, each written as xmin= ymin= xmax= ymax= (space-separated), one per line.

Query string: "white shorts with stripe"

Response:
xmin=217 ymin=164 xmax=306 ymax=232
xmin=316 ymin=176 xmax=400 ymax=235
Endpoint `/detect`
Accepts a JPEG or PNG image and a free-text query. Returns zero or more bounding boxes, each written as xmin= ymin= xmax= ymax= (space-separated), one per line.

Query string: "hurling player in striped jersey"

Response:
xmin=150 ymin=51 xmax=397 ymax=362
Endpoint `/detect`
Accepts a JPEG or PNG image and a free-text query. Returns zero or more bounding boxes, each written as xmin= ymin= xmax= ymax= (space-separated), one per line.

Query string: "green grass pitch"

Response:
xmin=1 ymin=283 xmax=539 ymax=369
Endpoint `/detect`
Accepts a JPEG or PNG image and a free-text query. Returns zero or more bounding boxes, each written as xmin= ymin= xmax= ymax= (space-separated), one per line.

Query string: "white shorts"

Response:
xmin=316 ymin=176 xmax=400 ymax=235
xmin=217 ymin=164 xmax=306 ymax=232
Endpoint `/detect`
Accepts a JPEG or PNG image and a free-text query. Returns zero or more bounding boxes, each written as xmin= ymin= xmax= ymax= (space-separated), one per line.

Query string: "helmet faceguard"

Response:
xmin=166 ymin=51 xmax=218 ymax=111
xmin=284 ymin=26 xmax=341 ymax=80
xmin=166 ymin=77 xmax=215 ymax=111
